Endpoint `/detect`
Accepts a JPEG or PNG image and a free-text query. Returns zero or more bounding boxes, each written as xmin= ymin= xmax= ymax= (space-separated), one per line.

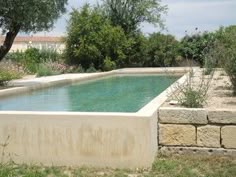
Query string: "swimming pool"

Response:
xmin=0 ymin=68 xmax=189 ymax=168
xmin=0 ymin=75 xmax=177 ymax=112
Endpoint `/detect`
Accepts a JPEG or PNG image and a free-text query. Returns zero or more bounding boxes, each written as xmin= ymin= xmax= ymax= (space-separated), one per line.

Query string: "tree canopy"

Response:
xmin=65 ymin=5 xmax=132 ymax=70
xmin=101 ymin=0 xmax=167 ymax=34
xmin=0 ymin=0 xmax=68 ymax=61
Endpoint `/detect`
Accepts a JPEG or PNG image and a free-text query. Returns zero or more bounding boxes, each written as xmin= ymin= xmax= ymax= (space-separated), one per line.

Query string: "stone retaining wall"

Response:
xmin=158 ymin=107 xmax=236 ymax=154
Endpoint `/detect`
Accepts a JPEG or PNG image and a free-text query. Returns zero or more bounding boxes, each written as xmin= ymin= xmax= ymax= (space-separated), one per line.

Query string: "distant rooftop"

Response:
xmin=0 ymin=36 xmax=64 ymax=43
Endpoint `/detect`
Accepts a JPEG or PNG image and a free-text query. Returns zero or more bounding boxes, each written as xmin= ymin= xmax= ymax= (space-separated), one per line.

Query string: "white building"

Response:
xmin=0 ymin=36 xmax=65 ymax=53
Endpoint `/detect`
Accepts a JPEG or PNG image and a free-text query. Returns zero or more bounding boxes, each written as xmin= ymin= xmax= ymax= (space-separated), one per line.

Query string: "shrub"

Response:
xmin=224 ymin=48 xmax=236 ymax=95
xmin=210 ymin=25 xmax=236 ymax=95
xmin=86 ymin=64 xmax=97 ymax=73
xmin=36 ymin=61 xmax=67 ymax=77
xmin=172 ymin=69 xmax=213 ymax=108
xmin=39 ymin=48 xmax=61 ymax=62
xmin=4 ymin=50 xmax=24 ymax=63
xmin=23 ymin=48 xmax=41 ymax=73
xmin=0 ymin=69 xmax=21 ymax=86
xmin=144 ymin=33 xmax=180 ymax=67
xmin=65 ymin=4 xmax=131 ymax=70
xmin=66 ymin=65 xmax=85 ymax=73
xmin=103 ymin=57 xmax=116 ymax=71
xmin=36 ymin=64 xmax=56 ymax=77
xmin=180 ymin=31 xmax=216 ymax=66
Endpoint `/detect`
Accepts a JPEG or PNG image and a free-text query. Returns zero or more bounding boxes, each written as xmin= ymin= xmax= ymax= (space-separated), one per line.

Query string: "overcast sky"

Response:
xmin=35 ymin=0 xmax=236 ymax=39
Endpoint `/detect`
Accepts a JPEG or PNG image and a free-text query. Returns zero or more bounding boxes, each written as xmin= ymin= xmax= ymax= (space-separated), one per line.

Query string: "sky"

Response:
xmin=35 ymin=0 xmax=236 ymax=39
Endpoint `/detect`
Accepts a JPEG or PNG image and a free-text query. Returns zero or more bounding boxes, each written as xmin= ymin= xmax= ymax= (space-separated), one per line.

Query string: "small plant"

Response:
xmin=0 ymin=69 xmax=22 ymax=86
xmin=171 ymin=68 xmax=213 ymax=108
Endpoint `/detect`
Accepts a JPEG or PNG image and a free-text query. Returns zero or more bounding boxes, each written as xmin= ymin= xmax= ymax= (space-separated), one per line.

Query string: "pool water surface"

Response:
xmin=0 ymin=75 xmax=178 ymax=112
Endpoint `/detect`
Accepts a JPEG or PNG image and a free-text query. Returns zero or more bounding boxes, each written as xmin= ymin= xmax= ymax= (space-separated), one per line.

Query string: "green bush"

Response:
xmin=0 ymin=69 xmax=21 ymax=86
xmin=23 ymin=48 xmax=41 ymax=73
xmin=36 ymin=64 xmax=56 ymax=77
xmin=65 ymin=4 xmax=131 ymax=70
xmin=103 ymin=57 xmax=116 ymax=71
xmin=39 ymin=48 xmax=61 ymax=62
xmin=144 ymin=33 xmax=180 ymax=67
xmin=180 ymin=31 xmax=216 ymax=66
xmin=36 ymin=62 xmax=67 ymax=77
xmin=5 ymin=50 xmax=24 ymax=63
xmin=66 ymin=65 xmax=85 ymax=73
xmin=86 ymin=64 xmax=97 ymax=73
xmin=224 ymin=48 xmax=236 ymax=95
xmin=210 ymin=25 xmax=236 ymax=95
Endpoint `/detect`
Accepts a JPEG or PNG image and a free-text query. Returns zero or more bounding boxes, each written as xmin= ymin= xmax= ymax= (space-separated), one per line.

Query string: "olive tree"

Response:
xmin=0 ymin=0 xmax=68 ymax=61
xmin=101 ymin=0 xmax=167 ymax=34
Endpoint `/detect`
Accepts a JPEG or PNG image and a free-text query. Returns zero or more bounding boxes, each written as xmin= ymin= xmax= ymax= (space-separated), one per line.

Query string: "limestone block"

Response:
xmin=222 ymin=126 xmax=236 ymax=149
xmin=159 ymin=124 xmax=196 ymax=146
xmin=208 ymin=109 xmax=236 ymax=124
xmin=159 ymin=107 xmax=207 ymax=124
xmin=197 ymin=126 xmax=221 ymax=148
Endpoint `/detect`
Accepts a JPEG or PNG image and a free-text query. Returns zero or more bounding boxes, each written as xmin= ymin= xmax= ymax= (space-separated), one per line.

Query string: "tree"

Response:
xmin=101 ymin=0 xmax=167 ymax=34
xmin=65 ymin=5 xmax=132 ymax=70
xmin=0 ymin=0 xmax=67 ymax=61
xmin=144 ymin=33 xmax=179 ymax=67
xmin=180 ymin=31 xmax=216 ymax=66
xmin=214 ymin=25 xmax=236 ymax=95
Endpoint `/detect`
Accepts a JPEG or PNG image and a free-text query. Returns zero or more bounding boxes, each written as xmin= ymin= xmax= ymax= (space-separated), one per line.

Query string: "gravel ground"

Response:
xmin=164 ymin=69 xmax=236 ymax=109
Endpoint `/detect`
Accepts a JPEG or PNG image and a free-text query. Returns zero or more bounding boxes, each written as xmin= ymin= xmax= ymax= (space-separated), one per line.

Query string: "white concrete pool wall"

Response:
xmin=0 ymin=68 xmax=191 ymax=168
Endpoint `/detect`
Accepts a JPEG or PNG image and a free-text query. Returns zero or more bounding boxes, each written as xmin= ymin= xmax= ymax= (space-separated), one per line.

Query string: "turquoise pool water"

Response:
xmin=0 ymin=75 xmax=178 ymax=112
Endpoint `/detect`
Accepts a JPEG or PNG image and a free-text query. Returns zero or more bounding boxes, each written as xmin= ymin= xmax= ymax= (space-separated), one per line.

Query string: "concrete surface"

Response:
xmin=0 ymin=68 xmax=187 ymax=168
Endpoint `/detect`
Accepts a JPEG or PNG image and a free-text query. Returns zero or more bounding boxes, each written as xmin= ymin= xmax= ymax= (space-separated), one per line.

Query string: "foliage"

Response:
xmin=66 ymin=65 xmax=85 ymax=73
xmin=0 ymin=60 xmax=24 ymax=86
xmin=5 ymin=48 xmax=63 ymax=74
xmin=0 ymin=0 xmax=68 ymax=60
xmin=23 ymin=48 xmax=41 ymax=73
xmin=126 ymin=32 xmax=148 ymax=67
xmin=180 ymin=31 xmax=216 ymax=66
xmin=65 ymin=5 xmax=131 ymax=70
xmin=103 ymin=57 xmax=116 ymax=71
xmin=0 ymin=69 xmax=21 ymax=86
xmin=36 ymin=61 xmax=67 ymax=77
xmin=4 ymin=51 xmax=24 ymax=63
xmin=210 ymin=25 xmax=236 ymax=95
xmin=86 ymin=64 xmax=97 ymax=73
xmin=172 ymin=70 xmax=213 ymax=108
xmin=101 ymin=0 xmax=167 ymax=34
xmin=223 ymin=48 xmax=236 ymax=95
xmin=0 ymin=155 xmax=235 ymax=177
xmin=144 ymin=33 xmax=180 ymax=67
xmin=39 ymin=48 xmax=62 ymax=62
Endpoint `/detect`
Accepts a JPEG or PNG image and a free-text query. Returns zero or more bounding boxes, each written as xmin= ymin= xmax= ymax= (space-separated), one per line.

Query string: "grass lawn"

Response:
xmin=0 ymin=154 xmax=236 ymax=177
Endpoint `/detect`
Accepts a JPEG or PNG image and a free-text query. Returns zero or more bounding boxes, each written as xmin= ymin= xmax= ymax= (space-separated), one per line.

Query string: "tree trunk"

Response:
xmin=0 ymin=26 xmax=20 ymax=61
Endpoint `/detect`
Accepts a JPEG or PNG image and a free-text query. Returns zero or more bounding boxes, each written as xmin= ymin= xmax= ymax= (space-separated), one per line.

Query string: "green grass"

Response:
xmin=0 ymin=155 xmax=236 ymax=177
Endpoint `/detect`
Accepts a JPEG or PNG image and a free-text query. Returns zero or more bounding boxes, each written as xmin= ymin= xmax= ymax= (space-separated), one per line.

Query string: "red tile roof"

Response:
xmin=0 ymin=36 xmax=64 ymax=43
